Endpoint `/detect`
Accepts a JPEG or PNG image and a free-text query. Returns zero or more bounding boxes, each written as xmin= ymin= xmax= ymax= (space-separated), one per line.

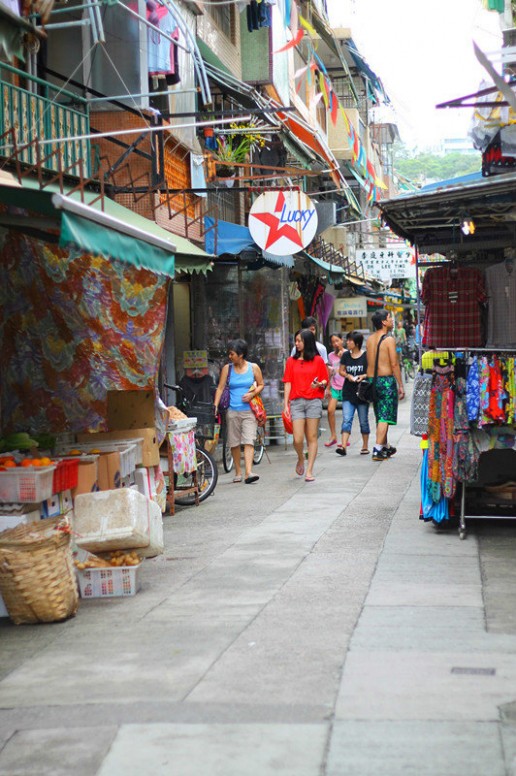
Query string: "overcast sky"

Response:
xmin=326 ymin=0 xmax=504 ymax=147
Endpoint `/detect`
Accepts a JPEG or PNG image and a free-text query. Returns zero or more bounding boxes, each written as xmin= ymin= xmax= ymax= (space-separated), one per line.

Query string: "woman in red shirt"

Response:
xmin=283 ymin=329 xmax=328 ymax=482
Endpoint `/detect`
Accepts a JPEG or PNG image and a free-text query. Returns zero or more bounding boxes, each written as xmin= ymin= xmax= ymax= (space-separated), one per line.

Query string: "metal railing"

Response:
xmin=0 ymin=63 xmax=91 ymax=176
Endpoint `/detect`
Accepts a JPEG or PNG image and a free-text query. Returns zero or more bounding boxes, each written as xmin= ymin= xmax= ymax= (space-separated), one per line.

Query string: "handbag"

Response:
xmin=282 ymin=406 xmax=293 ymax=435
xmin=249 ymin=394 xmax=267 ymax=427
xmin=356 ymin=334 xmax=388 ymax=404
xmin=219 ymin=365 xmax=232 ymax=412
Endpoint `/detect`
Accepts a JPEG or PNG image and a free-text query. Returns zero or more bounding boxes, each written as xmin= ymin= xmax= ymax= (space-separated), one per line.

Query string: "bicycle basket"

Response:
xmin=187 ymin=403 xmax=217 ymax=439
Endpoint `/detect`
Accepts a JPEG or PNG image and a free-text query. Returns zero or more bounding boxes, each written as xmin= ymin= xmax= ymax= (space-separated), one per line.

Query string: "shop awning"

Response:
xmin=301 ymin=250 xmax=345 ymax=280
xmin=377 ymin=171 xmax=516 ymax=254
xmin=0 ymin=173 xmax=212 ymax=276
xmin=204 ymin=216 xmax=294 ymax=268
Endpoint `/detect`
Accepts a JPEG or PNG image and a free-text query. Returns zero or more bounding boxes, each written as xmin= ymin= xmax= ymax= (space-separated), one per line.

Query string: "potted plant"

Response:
xmin=212 ymin=121 xmax=266 ymax=179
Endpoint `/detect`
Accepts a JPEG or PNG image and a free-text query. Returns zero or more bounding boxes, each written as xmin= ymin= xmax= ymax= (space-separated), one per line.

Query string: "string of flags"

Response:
xmin=273 ymin=0 xmax=387 ymax=202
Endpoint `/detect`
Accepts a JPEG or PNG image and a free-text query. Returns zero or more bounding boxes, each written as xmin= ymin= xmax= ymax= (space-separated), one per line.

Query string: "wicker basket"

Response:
xmin=0 ymin=518 xmax=79 ymax=625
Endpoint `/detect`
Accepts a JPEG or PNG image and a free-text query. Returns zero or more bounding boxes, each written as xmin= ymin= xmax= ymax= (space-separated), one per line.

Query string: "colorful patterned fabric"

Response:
xmin=421 ymin=265 xmax=487 ymax=348
xmin=427 ymin=367 xmax=455 ymax=503
xmin=373 ymin=375 xmax=398 ymax=425
xmin=466 ymin=356 xmax=480 ymax=422
xmin=453 ymin=376 xmax=478 ymax=484
xmin=0 ymin=233 xmax=169 ymax=434
xmin=167 ymin=429 xmax=197 ymax=475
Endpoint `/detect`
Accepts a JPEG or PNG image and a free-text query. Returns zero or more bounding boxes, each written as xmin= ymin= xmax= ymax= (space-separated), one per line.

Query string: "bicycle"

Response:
xmin=400 ymin=345 xmax=417 ymax=382
xmin=220 ymin=413 xmax=266 ymax=473
xmin=161 ymin=383 xmax=218 ymax=506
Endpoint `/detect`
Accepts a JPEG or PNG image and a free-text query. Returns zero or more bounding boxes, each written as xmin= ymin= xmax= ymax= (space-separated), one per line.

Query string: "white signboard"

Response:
xmin=334 ymin=296 xmax=368 ymax=319
xmin=248 ymin=191 xmax=318 ymax=257
xmin=357 ymin=244 xmax=416 ymax=281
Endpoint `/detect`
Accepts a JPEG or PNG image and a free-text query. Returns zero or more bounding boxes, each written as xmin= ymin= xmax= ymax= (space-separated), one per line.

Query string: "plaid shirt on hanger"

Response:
xmin=421 ymin=265 xmax=487 ymax=348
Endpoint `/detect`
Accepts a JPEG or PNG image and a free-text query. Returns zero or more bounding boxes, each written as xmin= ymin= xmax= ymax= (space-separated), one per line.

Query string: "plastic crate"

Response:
xmin=0 ymin=466 xmax=56 ymax=503
xmin=52 ymin=459 xmax=79 ymax=494
xmin=76 ymin=565 xmax=141 ymax=598
xmin=58 ymin=443 xmax=137 ymax=478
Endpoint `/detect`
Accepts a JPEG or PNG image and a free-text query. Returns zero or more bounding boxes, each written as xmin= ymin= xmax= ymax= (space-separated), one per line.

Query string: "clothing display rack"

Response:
xmin=426 ymin=346 xmax=516 ymax=539
xmin=416 ymin=250 xmax=516 ymax=539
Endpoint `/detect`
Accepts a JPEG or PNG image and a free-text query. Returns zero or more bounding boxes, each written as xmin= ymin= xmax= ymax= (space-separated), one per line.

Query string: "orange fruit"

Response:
xmin=20 ymin=459 xmax=33 ymax=467
xmin=4 ymin=460 xmax=17 ymax=468
xmin=39 ymin=457 xmax=52 ymax=466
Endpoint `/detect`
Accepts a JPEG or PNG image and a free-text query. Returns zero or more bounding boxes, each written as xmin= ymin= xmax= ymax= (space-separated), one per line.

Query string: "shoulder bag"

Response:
xmin=356 ymin=335 xmax=388 ymax=404
xmin=248 ymin=368 xmax=267 ymax=427
xmin=219 ymin=365 xmax=232 ymax=412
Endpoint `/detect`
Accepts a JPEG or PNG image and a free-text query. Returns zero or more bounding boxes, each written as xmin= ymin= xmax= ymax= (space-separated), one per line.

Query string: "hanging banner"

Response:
xmin=357 ymin=244 xmax=416 ymax=281
xmin=248 ymin=191 xmax=318 ymax=257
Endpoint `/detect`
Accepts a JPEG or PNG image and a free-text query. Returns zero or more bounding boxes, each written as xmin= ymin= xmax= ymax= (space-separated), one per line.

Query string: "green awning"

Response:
xmin=0 ymin=173 xmax=213 ymax=276
xmin=302 ymin=251 xmax=345 ymax=277
xmin=58 ymin=208 xmax=175 ymax=276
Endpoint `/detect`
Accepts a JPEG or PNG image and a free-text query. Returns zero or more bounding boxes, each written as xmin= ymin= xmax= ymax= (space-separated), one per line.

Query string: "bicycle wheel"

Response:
xmin=221 ymin=422 xmax=234 ymax=472
xmin=253 ymin=427 xmax=265 ymax=465
xmin=174 ymin=447 xmax=218 ymax=506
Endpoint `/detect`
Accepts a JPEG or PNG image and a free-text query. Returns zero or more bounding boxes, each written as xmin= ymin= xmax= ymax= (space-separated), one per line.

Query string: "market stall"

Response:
xmin=378 ymin=172 xmax=516 ymax=539
xmin=0 ymin=191 xmax=183 ymax=622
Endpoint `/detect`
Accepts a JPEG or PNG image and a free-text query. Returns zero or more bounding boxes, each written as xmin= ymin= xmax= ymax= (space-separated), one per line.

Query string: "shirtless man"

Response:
xmin=366 ymin=310 xmax=405 ymax=461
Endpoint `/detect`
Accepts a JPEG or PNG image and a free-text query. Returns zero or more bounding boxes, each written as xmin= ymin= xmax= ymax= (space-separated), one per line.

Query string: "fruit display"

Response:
xmin=74 ymin=550 xmax=141 ymax=569
xmin=0 ymin=455 xmax=53 ymax=471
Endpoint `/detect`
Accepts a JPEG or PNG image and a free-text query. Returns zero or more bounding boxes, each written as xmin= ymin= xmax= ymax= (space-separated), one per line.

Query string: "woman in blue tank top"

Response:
xmin=214 ymin=338 xmax=265 ymax=484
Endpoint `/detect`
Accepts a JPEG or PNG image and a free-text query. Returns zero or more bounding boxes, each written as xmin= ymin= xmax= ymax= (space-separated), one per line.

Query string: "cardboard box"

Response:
xmin=107 ymin=390 xmax=155 ymax=430
xmin=71 ymin=459 xmax=99 ymax=499
xmin=77 ymin=428 xmax=159 ymax=467
xmin=40 ymin=494 xmax=61 ymax=519
xmin=97 ymin=451 xmax=122 ymax=491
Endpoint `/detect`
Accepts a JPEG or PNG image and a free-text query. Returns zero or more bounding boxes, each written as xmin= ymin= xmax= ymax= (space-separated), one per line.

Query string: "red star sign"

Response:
xmin=250 ymin=192 xmax=305 ymax=251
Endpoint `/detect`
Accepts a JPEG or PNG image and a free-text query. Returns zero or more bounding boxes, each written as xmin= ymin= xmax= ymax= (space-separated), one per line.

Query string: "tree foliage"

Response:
xmin=393 ymin=143 xmax=481 ymax=186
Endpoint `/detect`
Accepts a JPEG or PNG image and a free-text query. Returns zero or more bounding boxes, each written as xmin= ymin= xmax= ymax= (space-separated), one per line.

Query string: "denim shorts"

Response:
xmin=290 ymin=398 xmax=323 ymax=420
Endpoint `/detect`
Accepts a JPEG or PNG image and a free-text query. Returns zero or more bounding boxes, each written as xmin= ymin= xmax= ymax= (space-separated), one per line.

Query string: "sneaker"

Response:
xmin=372 ymin=448 xmax=389 ymax=461
xmin=385 ymin=446 xmax=397 ymax=457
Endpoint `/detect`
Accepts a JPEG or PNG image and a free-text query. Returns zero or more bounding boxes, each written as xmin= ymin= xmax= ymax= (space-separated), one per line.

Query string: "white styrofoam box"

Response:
xmin=0 ymin=506 xmax=41 ymax=532
xmin=134 ymin=467 xmax=156 ymax=499
xmin=73 ymin=489 xmax=163 ymax=555
xmin=138 ymin=496 xmax=163 ymax=559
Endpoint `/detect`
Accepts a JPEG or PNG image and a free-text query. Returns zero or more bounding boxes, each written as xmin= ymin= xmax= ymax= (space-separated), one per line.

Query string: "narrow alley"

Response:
xmin=1 ymin=392 xmax=516 ymax=775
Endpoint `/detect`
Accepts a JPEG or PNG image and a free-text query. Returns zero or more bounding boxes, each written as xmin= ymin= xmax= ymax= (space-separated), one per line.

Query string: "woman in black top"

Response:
xmin=336 ymin=330 xmax=370 ymax=456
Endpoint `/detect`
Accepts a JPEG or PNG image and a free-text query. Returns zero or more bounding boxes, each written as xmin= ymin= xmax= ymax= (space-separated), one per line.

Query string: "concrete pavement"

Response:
xmin=1 ymin=388 xmax=516 ymax=775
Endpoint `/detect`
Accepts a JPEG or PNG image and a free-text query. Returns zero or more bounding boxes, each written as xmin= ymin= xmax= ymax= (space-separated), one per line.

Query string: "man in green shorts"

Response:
xmin=366 ymin=310 xmax=405 ymax=461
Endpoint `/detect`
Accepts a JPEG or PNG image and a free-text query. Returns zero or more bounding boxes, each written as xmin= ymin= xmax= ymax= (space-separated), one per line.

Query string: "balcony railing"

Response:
xmin=0 ymin=63 xmax=91 ymax=177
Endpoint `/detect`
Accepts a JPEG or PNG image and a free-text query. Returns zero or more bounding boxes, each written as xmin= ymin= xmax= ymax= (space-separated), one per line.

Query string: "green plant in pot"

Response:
xmin=213 ymin=121 xmax=266 ymax=178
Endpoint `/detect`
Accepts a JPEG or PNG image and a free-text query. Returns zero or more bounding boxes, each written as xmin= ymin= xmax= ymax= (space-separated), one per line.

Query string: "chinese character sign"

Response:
xmin=334 ymin=296 xmax=368 ymax=318
xmin=357 ymin=244 xmax=416 ymax=280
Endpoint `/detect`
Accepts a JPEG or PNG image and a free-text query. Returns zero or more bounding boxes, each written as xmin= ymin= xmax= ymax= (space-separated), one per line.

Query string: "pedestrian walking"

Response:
xmin=290 ymin=316 xmax=328 ymax=363
xmin=213 ymin=338 xmax=264 ymax=484
xmin=324 ymin=333 xmax=345 ymax=448
xmin=366 ymin=310 xmax=405 ymax=461
xmin=337 ymin=331 xmax=370 ymax=456
xmin=283 ymin=329 xmax=328 ymax=482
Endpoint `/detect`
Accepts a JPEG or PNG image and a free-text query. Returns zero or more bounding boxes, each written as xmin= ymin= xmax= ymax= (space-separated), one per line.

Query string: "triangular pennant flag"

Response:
xmin=330 ymin=91 xmax=339 ymax=126
xmin=299 ymin=14 xmax=317 ymax=37
xmin=274 ymin=28 xmax=304 ymax=53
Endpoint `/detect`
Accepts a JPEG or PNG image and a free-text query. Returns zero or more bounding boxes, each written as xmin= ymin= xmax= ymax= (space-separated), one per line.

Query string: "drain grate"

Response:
xmin=451 ymin=667 xmax=496 ymax=676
